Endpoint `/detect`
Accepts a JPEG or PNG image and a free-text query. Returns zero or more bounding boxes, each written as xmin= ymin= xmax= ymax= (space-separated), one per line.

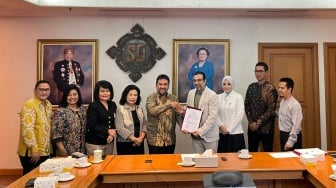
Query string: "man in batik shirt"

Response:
xmin=244 ymin=62 xmax=278 ymax=152
xmin=17 ymin=80 xmax=53 ymax=175
xmin=146 ymin=74 xmax=183 ymax=154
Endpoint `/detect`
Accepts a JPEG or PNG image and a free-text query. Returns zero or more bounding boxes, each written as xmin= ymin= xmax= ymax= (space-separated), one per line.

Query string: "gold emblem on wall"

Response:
xmin=106 ymin=24 xmax=166 ymax=82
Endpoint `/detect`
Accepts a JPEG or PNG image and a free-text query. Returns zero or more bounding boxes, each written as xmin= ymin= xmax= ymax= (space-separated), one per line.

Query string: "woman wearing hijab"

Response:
xmin=217 ymin=76 xmax=246 ymax=152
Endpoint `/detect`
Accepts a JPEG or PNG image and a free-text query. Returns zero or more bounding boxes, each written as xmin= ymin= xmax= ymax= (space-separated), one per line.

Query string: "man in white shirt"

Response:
xmin=278 ymin=77 xmax=303 ymax=151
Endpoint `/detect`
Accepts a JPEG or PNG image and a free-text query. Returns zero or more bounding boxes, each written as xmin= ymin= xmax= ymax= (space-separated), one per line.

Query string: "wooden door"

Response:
xmin=259 ymin=43 xmax=320 ymax=151
xmin=324 ymin=43 xmax=336 ymax=150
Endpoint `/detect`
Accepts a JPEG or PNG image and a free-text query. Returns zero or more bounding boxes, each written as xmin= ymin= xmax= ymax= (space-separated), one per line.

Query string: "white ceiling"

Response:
xmin=2 ymin=0 xmax=336 ymax=18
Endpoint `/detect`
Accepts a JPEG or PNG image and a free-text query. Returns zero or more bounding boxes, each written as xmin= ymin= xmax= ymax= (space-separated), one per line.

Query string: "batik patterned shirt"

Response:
xmin=17 ymin=96 xmax=52 ymax=157
xmin=146 ymin=93 xmax=181 ymax=147
xmin=244 ymin=81 xmax=278 ymax=134
xmin=52 ymin=105 xmax=87 ymax=155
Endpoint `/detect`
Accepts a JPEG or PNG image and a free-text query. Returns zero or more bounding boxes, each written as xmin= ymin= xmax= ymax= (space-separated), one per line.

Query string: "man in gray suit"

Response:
xmin=185 ymin=71 xmax=219 ymax=153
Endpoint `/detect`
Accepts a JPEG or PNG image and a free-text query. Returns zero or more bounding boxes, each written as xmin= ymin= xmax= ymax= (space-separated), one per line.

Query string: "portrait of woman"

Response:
xmin=173 ymin=39 xmax=229 ymax=103
xmin=188 ymin=47 xmax=214 ymax=90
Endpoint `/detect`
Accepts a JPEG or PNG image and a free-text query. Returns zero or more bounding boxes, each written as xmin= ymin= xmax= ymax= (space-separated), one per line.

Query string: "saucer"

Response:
xmin=49 ymin=173 xmax=75 ymax=182
xmin=329 ymin=174 xmax=336 ymax=180
xmin=238 ymin=154 xmax=252 ymax=159
xmin=75 ymin=162 xmax=91 ymax=168
xmin=58 ymin=174 xmax=75 ymax=182
xmin=177 ymin=161 xmax=195 ymax=167
xmin=91 ymin=159 xmax=104 ymax=164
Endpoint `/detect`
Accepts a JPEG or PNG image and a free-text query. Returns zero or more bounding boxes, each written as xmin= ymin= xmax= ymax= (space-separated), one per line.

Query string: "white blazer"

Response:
xmin=217 ymin=90 xmax=245 ymax=134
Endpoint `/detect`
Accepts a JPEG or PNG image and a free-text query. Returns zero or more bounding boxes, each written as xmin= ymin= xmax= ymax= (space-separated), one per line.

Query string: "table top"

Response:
xmin=305 ymin=155 xmax=336 ymax=188
xmin=10 ymin=152 xmax=336 ymax=187
xmin=7 ymin=155 xmax=113 ymax=188
xmin=100 ymin=152 xmax=305 ymax=182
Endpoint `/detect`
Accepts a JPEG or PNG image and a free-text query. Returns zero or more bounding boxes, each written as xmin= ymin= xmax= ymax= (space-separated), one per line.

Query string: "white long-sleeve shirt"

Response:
xmin=217 ymin=90 xmax=245 ymax=134
xmin=278 ymin=96 xmax=303 ymax=147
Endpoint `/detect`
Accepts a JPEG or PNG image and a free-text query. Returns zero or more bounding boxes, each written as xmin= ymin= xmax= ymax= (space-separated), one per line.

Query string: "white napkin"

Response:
xmin=201 ymin=149 xmax=213 ymax=157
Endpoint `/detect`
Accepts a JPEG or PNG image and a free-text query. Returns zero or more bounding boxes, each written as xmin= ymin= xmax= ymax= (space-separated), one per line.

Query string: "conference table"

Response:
xmin=7 ymin=152 xmax=336 ymax=188
xmin=100 ymin=153 xmax=306 ymax=188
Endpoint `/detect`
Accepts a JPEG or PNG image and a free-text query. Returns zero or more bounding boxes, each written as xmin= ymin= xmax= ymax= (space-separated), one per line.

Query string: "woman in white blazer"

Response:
xmin=217 ymin=76 xmax=246 ymax=152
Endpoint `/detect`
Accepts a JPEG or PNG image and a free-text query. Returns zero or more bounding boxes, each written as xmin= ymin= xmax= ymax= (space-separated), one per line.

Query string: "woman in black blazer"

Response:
xmin=85 ymin=80 xmax=117 ymax=156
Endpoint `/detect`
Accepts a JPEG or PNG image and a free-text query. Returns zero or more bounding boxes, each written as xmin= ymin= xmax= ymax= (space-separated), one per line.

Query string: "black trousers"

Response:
xmin=217 ymin=133 xmax=246 ymax=153
xmin=248 ymin=129 xmax=274 ymax=152
xmin=116 ymin=141 xmax=144 ymax=155
xmin=148 ymin=144 xmax=175 ymax=154
xmin=19 ymin=150 xmax=49 ymax=175
xmin=280 ymin=131 xmax=302 ymax=151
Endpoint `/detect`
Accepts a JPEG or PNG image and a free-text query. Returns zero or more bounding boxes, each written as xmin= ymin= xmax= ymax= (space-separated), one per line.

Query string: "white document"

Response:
xmin=269 ymin=152 xmax=299 ymax=158
xmin=181 ymin=106 xmax=203 ymax=133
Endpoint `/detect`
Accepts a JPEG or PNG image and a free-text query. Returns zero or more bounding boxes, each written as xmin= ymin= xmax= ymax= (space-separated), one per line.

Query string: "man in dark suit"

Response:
xmin=53 ymin=47 xmax=84 ymax=102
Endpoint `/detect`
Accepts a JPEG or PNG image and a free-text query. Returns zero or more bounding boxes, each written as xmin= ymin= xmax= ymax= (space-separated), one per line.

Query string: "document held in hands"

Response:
xmin=181 ymin=106 xmax=203 ymax=133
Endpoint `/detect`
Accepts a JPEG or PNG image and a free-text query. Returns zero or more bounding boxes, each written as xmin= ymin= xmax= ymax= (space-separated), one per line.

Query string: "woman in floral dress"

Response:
xmin=52 ymin=84 xmax=87 ymax=156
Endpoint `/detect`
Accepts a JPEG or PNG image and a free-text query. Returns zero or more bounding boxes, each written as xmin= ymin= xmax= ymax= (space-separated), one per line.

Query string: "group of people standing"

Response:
xmin=186 ymin=59 xmax=303 ymax=154
xmin=245 ymin=62 xmax=302 ymax=153
xmin=17 ymin=60 xmax=303 ymax=175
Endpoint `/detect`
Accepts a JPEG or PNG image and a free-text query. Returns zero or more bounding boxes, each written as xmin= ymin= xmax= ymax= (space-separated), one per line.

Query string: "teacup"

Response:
xmin=59 ymin=172 xmax=71 ymax=180
xmin=77 ymin=156 xmax=88 ymax=166
xmin=183 ymin=156 xmax=193 ymax=165
xmin=238 ymin=149 xmax=249 ymax=157
xmin=53 ymin=166 xmax=62 ymax=176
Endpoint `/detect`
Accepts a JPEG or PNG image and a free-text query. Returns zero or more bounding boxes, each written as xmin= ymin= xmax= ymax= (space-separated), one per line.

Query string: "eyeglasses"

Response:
xmin=37 ymin=88 xmax=50 ymax=92
xmin=254 ymin=70 xmax=266 ymax=74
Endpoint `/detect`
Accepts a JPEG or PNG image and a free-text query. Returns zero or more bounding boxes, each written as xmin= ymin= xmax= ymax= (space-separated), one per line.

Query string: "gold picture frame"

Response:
xmin=173 ymin=39 xmax=230 ymax=102
xmin=37 ymin=39 xmax=98 ymax=106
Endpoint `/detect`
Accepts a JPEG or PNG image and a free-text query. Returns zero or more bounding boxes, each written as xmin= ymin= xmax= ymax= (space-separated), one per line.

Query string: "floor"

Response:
xmin=0 ymin=175 xmax=21 ymax=187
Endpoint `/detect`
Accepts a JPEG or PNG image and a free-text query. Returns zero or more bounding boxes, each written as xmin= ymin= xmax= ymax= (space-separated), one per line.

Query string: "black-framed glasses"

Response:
xmin=254 ymin=70 xmax=265 ymax=74
xmin=37 ymin=88 xmax=50 ymax=92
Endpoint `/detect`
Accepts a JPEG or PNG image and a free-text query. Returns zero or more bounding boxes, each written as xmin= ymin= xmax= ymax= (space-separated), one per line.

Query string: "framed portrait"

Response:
xmin=173 ymin=39 xmax=230 ymax=102
xmin=37 ymin=39 xmax=98 ymax=106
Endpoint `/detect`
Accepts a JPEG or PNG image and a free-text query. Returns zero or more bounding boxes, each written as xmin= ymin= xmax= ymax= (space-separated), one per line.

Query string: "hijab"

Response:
xmin=222 ymin=75 xmax=235 ymax=94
